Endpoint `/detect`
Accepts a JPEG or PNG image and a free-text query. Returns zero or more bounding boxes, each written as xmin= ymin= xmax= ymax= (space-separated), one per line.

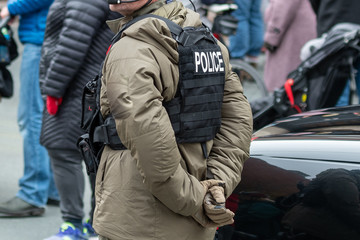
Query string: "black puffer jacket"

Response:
xmin=40 ymin=0 xmax=120 ymax=150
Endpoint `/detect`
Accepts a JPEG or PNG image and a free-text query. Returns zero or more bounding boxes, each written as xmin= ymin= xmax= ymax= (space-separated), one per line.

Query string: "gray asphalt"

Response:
xmin=0 ymin=21 xmax=92 ymax=240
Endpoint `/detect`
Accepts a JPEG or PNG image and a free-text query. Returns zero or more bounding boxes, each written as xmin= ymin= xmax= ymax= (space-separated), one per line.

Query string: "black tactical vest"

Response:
xmin=79 ymin=14 xmax=225 ymax=166
xmin=163 ymin=19 xmax=225 ymax=144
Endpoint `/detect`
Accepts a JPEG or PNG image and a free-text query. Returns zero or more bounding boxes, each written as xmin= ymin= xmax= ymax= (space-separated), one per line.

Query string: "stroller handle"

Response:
xmin=0 ymin=15 xmax=12 ymax=29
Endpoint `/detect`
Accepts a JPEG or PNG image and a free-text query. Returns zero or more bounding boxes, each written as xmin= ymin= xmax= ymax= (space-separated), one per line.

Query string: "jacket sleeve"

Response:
xmin=206 ymin=43 xmax=253 ymax=197
xmin=104 ymin=44 xmax=207 ymax=218
xmin=7 ymin=0 xmax=53 ymax=16
xmin=42 ymin=0 xmax=108 ymax=98
xmin=264 ymin=0 xmax=302 ymax=47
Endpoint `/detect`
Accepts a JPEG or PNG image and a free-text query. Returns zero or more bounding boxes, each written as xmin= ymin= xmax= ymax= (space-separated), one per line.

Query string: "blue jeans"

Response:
xmin=336 ymin=61 xmax=360 ymax=106
xmin=16 ymin=43 xmax=59 ymax=207
xmin=229 ymin=0 xmax=264 ymax=58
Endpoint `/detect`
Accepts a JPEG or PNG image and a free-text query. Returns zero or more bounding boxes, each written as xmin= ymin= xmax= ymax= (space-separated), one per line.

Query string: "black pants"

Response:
xmin=48 ymin=148 xmax=95 ymax=226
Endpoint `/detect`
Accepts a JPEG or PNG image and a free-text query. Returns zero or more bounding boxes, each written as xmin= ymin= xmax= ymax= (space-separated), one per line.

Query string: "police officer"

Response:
xmin=92 ymin=0 xmax=253 ymax=239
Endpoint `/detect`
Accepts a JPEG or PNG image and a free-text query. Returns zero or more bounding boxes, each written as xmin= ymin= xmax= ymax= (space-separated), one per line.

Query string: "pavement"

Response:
xmin=0 ymin=21 xmax=92 ymax=240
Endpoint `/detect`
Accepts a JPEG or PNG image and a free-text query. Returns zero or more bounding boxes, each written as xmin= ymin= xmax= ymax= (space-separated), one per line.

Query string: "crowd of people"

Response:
xmin=0 ymin=0 xmax=360 ymax=240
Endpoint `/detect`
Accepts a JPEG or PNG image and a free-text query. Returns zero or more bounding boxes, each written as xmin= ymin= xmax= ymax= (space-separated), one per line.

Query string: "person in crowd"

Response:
xmin=309 ymin=0 xmax=360 ymax=106
xmin=0 ymin=0 xmax=59 ymax=217
xmin=282 ymin=168 xmax=360 ymax=240
xmin=263 ymin=0 xmax=316 ymax=93
xmin=91 ymin=0 xmax=253 ymax=239
xmin=228 ymin=0 xmax=264 ymax=67
xmin=38 ymin=0 xmax=119 ymax=239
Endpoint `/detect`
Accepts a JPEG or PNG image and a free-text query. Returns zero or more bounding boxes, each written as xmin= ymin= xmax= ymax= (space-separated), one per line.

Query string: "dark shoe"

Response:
xmin=0 ymin=197 xmax=45 ymax=217
xmin=46 ymin=198 xmax=60 ymax=206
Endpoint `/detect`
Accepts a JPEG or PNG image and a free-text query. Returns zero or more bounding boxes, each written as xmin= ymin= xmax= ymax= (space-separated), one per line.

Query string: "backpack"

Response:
xmin=77 ymin=14 xmax=225 ymax=174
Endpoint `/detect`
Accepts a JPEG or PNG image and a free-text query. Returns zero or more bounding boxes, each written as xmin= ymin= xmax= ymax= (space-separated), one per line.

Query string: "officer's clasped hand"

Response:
xmin=200 ymin=179 xmax=235 ymax=227
xmin=46 ymin=95 xmax=63 ymax=115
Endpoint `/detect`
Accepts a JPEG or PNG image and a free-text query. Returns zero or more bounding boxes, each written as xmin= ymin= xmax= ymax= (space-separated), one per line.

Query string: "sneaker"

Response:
xmin=0 ymin=197 xmax=45 ymax=217
xmin=44 ymin=222 xmax=88 ymax=240
xmin=83 ymin=219 xmax=98 ymax=240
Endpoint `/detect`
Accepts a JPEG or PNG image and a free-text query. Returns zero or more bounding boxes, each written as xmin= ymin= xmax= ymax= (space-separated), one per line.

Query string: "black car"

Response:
xmin=217 ymin=104 xmax=360 ymax=240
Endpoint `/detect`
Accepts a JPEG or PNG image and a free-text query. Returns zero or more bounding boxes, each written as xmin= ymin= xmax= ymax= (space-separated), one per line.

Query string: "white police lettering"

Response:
xmin=194 ymin=51 xmax=224 ymax=73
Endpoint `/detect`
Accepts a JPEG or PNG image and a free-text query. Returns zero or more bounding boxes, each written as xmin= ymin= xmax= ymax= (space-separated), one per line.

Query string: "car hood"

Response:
xmin=250 ymin=104 xmax=360 ymax=167
xmin=252 ymin=104 xmax=360 ymax=140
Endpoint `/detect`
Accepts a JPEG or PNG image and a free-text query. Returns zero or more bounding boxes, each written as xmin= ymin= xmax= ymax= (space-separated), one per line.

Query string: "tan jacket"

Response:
xmin=93 ymin=1 xmax=253 ymax=239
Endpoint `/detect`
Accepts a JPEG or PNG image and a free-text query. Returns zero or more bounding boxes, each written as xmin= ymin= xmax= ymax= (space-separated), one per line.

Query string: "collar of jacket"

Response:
xmin=106 ymin=0 xmax=168 ymax=33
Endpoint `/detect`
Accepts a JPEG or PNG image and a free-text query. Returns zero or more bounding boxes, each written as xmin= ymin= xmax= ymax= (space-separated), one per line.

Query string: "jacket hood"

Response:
xmin=106 ymin=0 xmax=202 ymax=63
